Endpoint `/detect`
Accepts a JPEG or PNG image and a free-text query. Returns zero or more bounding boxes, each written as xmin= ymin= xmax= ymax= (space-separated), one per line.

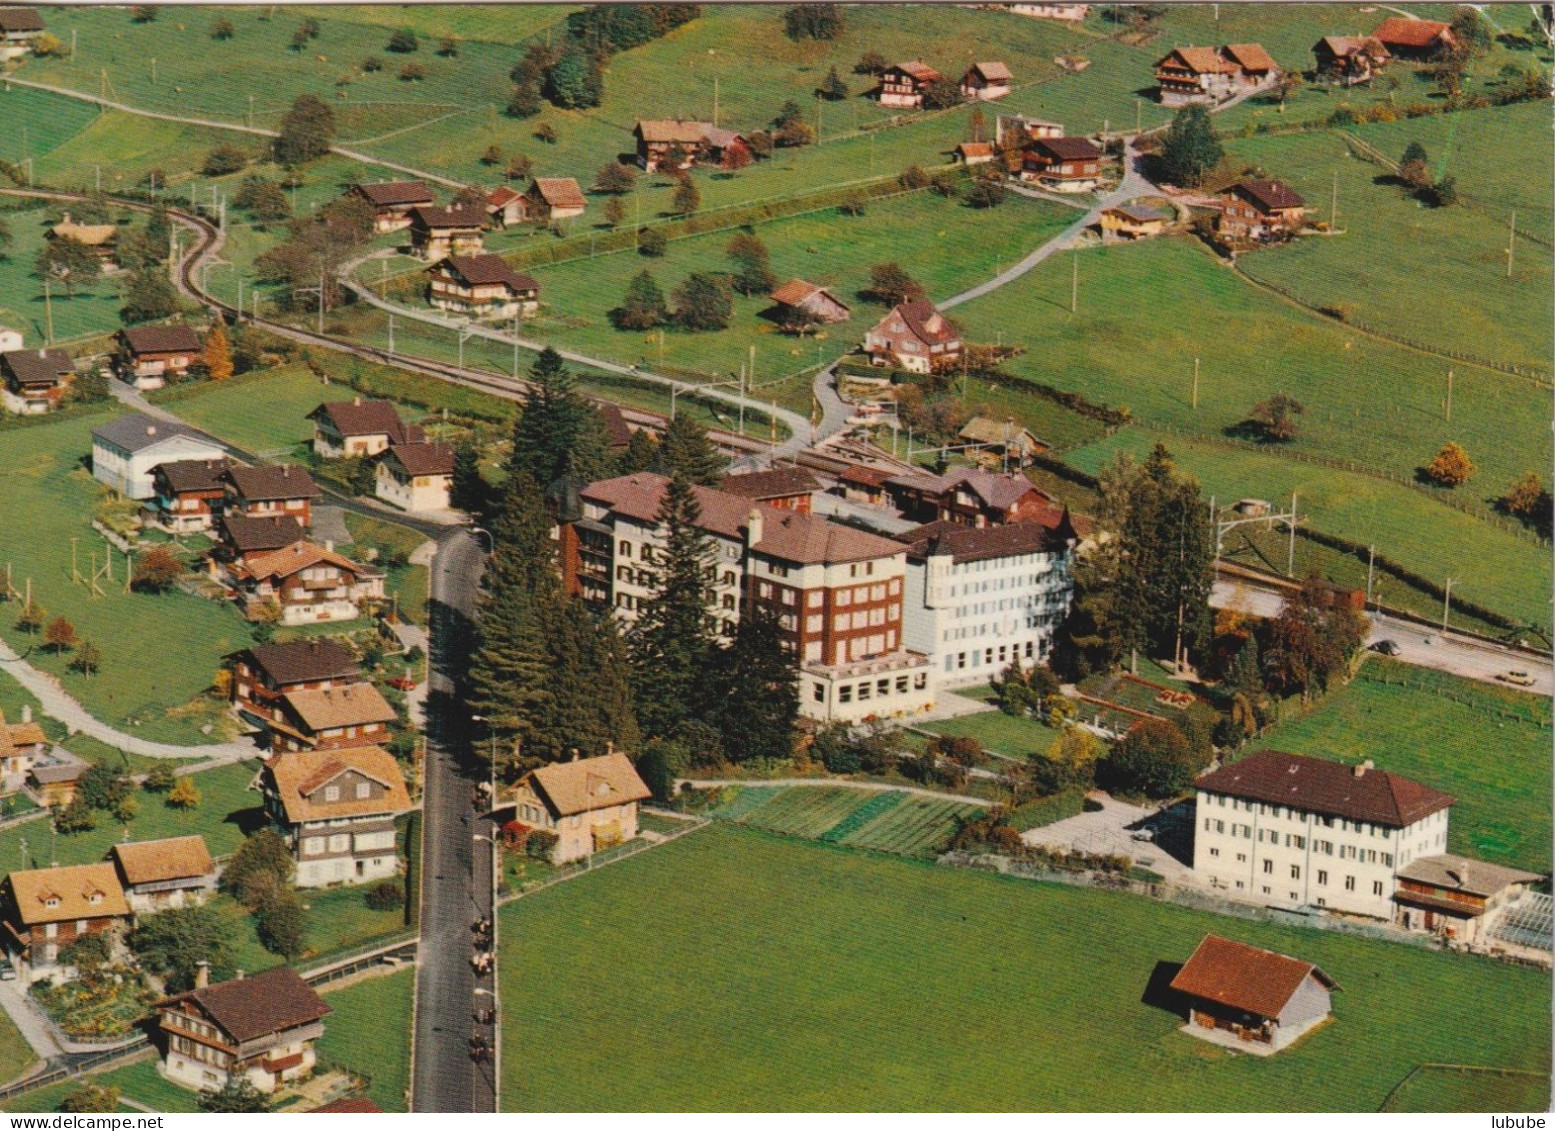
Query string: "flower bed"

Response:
xmin=31 ymin=968 xmax=155 ymax=1040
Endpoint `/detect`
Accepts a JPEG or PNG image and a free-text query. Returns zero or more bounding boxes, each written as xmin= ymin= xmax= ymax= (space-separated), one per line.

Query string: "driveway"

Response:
xmin=1021 ymin=794 xmax=1193 ymax=882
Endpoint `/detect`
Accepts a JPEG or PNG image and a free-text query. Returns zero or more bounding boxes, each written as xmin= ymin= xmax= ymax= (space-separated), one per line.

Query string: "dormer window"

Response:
xmin=324 ymin=785 xmax=340 ymax=802
xmin=43 ymin=896 xmax=59 ymax=909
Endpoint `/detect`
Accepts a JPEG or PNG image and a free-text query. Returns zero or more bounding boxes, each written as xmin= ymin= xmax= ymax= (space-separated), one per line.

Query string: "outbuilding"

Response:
xmin=1169 ymin=934 xmax=1338 ymax=1054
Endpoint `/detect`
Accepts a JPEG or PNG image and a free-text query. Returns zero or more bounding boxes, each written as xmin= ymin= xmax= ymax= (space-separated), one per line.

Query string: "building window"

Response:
xmin=1289 ymin=864 xmax=1300 ymax=880
xmin=1317 ymin=870 xmax=1328 ymax=885
xmin=812 ymin=683 xmax=824 ymax=702
xmin=839 ymin=685 xmax=852 ymax=704
xmin=1344 ymin=875 xmax=1356 ymax=891
xmin=1373 ymin=880 xmax=1385 ymax=897
xmin=1262 ymin=859 xmax=1272 ymax=874
xmin=355 ymin=783 xmax=370 ymax=800
xmin=324 ymin=785 xmax=340 ymax=802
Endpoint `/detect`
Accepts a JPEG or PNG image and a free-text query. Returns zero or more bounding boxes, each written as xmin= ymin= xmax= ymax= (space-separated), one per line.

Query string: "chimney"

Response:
xmin=1353 ymin=759 xmax=1374 ymax=778
xmin=20 ymin=706 xmax=30 ymax=724
xmin=195 ymin=960 xmax=210 ymax=989
xmin=146 ymin=425 xmax=157 ymax=437
xmin=745 ymin=507 xmax=764 ymax=549
xmin=353 ymin=395 xmax=362 ymax=406
xmin=324 ymin=539 xmax=334 ymax=553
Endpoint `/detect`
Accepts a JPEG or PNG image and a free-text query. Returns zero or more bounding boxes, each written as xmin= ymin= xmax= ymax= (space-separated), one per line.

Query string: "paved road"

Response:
xmin=412 ymin=529 xmax=492 ymax=1113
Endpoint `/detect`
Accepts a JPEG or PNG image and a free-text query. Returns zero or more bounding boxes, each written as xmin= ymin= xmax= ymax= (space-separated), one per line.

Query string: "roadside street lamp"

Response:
xmin=469 ymin=526 xmax=493 ymax=553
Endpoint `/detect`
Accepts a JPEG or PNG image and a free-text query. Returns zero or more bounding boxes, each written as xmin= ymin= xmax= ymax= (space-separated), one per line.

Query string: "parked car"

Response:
xmin=1130 ymin=829 xmax=1155 ymax=843
xmin=1370 ymin=639 xmax=1401 ymax=656
xmin=1498 ymin=670 xmax=1536 ymax=687
xmin=387 ymin=675 xmax=418 ymax=691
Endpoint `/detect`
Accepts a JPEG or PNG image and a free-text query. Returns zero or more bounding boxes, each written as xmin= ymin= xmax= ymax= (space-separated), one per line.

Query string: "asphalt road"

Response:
xmin=412 ymin=529 xmax=493 ymax=1112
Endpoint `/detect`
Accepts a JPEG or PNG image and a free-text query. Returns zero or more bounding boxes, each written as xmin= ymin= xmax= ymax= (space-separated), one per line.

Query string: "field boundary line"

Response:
xmin=681 ymin=777 xmax=990 ymax=808
xmin=1377 ymin=1063 xmax=1548 ymax=1112
xmin=495 ymin=815 xmax=709 ymax=908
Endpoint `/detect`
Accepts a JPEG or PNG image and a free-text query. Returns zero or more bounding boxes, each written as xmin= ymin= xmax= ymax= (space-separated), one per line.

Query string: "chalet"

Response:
xmin=632 ymin=120 xmax=751 ymax=173
xmin=995 ymin=114 xmax=1063 ymax=148
xmin=0 ymin=863 xmax=131 ymax=986
xmin=484 ymin=185 xmax=525 ymax=228
xmin=957 ymin=416 xmax=1048 ymax=467
xmin=426 ymin=254 xmax=540 ymax=319
xmin=157 ymin=966 xmax=332 ymax=1094
xmin=407 ymin=204 xmax=486 ymax=260
xmin=507 ymin=751 xmax=651 ymax=865
xmin=26 ymin=747 xmax=87 ymax=808
xmin=229 ymin=639 xmax=363 ymax=729
xmin=720 ymin=467 xmax=820 ymax=513
xmin=0 ymin=7 xmax=45 ymax=59
xmin=268 ymin=682 xmax=398 ymax=754
xmin=1217 ymin=179 xmax=1307 ymax=242
xmin=1169 ymin=935 xmax=1337 ymax=1055
xmin=952 ymin=141 xmax=997 ymax=166
xmin=151 ymin=457 xmax=232 ymax=533
xmin=1221 ymin=42 xmax=1280 ymax=86
xmin=1312 ymin=35 xmax=1390 ymax=85
xmin=960 ymin=61 xmax=1012 ymax=100
xmin=769 ymin=278 xmax=851 ymax=328
xmin=308 ymin=397 xmax=424 ymax=459
xmin=90 ymin=412 xmax=225 ymax=500
xmin=1393 ymin=854 xmax=1544 ymax=946
xmin=1021 ymin=135 xmax=1104 ymax=192
xmin=1007 ymin=3 xmax=1089 ymax=19
xmin=48 ymin=214 xmax=117 ymax=266
xmin=877 ymin=61 xmax=943 ymax=108
xmin=115 ymin=324 xmax=203 ymax=390
xmin=0 ymin=707 xmax=47 ymax=792
xmin=259 ymin=745 xmax=412 ymax=886
xmin=699 ymin=126 xmax=752 ymax=169
xmin=217 ymin=513 xmax=306 ymax=562
xmin=836 ymin=464 xmax=893 ymax=505
xmin=109 ymin=836 xmax=217 ymax=912
xmin=349 ymin=181 xmax=435 ymax=233
xmin=883 ymin=467 xmax=1076 ymax=530
xmin=863 ymin=300 xmax=962 ymax=374
xmin=1371 ymin=16 xmax=1456 ymax=59
xmin=522 ymin=177 xmax=588 ymax=226
xmin=375 ymin=442 xmax=455 ymax=513
xmin=227 ymin=540 xmax=384 ymax=625
xmin=224 ymin=463 xmax=321 ymax=528
xmin=1155 ymin=44 xmax=1278 ymax=105
xmin=1 ymin=347 xmax=74 ymax=414
xmin=1098 ymin=203 xmax=1170 ymax=240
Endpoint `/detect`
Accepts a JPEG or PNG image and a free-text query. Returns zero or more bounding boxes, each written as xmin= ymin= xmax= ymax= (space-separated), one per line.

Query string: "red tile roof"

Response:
xmin=1221 ymin=42 xmax=1277 ymax=72
xmin=1195 ymin=749 xmax=1454 ymax=828
xmin=385 ymin=441 xmax=455 ymax=477
xmin=530 ymin=177 xmax=588 ymax=210
xmin=1158 ymin=46 xmax=1238 ymax=74
xmin=720 ymin=467 xmax=820 ymax=500
xmin=1372 ymin=17 xmax=1452 ymax=49
xmin=1170 ymin=935 xmax=1336 ymax=1020
xmin=892 ymin=60 xmax=943 ymax=84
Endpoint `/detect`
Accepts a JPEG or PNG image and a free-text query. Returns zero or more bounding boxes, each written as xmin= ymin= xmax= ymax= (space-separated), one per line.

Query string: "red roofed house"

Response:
xmin=1217 ymin=179 xmax=1307 ymax=242
xmin=507 ymin=750 xmax=652 ymax=864
xmin=1312 ymin=35 xmax=1390 ymax=85
xmin=115 ymin=324 xmax=203 ymax=390
xmin=1169 ymin=935 xmax=1337 ymax=1054
xmin=109 ymin=835 xmax=218 ymax=912
xmin=484 ymin=185 xmax=526 ymax=228
xmin=1021 ymin=135 xmax=1104 ymax=192
xmin=883 ymin=466 xmax=1064 ymax=529
xmin=267 ymin=682 xmax=398 ymax=754
xmin=1194 ymin=748 xmax=1456 ymax=918
xmin=308 ymin=397 xmax=424 ymax=459
xmin=227 ymin=540 xmax=384 ymax=625
xmin=152 ymin=457 xmax=232 ymax=533
xmin=863 ymin=300 xmax=961 ymax=374
xmin=877 ymin=61 xmax=943 ymax=108
xmin=408 ymin=204 xmax=486 ymax=260
xmin=349 ymin=181 xmax=436 ymax=232
xmin=1155 ymin=44 xmax=1279 ymax=105
xmin=375 ymin=441 xmax=456 ymax=513
xmin=960 ymin=61 xmax=1012 ymax=100
xmin=427 ymin=254 xmax=540 ymax=319
xmin=1371 ymin=16 xmax=1456 ymax=59
xmin=157 ymin=966 xmax=331 ymax=1094
xmin=769 ymin=278 xmax=851 ymax=329
xmin=952 ymin=141 xmax=996 ymax=166
xmin=522 ymin=177 xmax=588 ymax=227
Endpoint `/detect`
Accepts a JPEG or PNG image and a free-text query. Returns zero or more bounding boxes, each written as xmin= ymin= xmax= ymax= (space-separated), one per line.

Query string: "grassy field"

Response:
xmin=0 ymin=1013 xmax=37 ymax=1090
xmin=344 ymin=513 xmax=431 ymax=625
xmin=500 ymin=823 xmax=1551 ymax=1111
xmin=919 ymin=704 xmax=1059 ymax=759
xmin=0 ymin=208 xmax=127 ymax=345
xmin=1380 ymin=1065 xmax=1552 ymax=1113
xmin=221 ymin=883 xmax=409 ymax=974
xmin=156 ymin=365 xmax=342 ymax=458
xmin=314 ymin=968 xmax=415 ymax=1113
xmin=0 ymin=409 xmax=260 ymax=744
xmin=1259 ymin=659 xmax=1552 ymax=872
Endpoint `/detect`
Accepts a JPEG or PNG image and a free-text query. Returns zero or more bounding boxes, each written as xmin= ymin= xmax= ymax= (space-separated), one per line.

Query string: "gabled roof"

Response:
xmin=1158 ymin=45 xmax=1238 ymax=74
xmin=159 ymin=966 xmax=330 ymax=1044
xmin=1195 ymin=749 xmax=1455 ymax=828
xmin=1316 ymin=35 xmax=1389 ymax=60
xmin=878 ymin=300 xmax=959 ymax=347
xmin=264 ymin=745 xmax=412 ymax=824
xmin=702 ymin=126 xmax=746 ymax=150
xmin=0 ymin=711 xmax=46 ymax=755
xmin=486 ymin=185 xmax=523 ymax=209
xmin=522 ymin=752 xmax=650 ymax=819
xmin=352 ymin=181 xmax=435 ymax=207
xmin=430 ymin=254 xmax=538 ymax=292
xmin=410 ymin=204 xmax=487 ymax=230
xmin=1031 ymin=135 xmax=1103 ymax=162
xmin=384 ymin=441 xmax=455 ymax=477
xmin=91 ymin=412 xmax=221 ymax=456
xmin=889 ymin=466 xmax=1045 ymax=511
xmin=771 ymin=278 xmax=833 ymax=307
xmin=965 ymin=61 xmax=1012 ymax=82
xmin=241 ymin=638 xmax=361 ymax=687
xmin=755 ymin=507 xmax=905 ymax=566
xmin=890 ymin=60 xmax=943 ymax=83
xmin=1227 ymin=179 xmax=1306 ymax=213
xmin=957 ymin=415 xmax=1045 ymax=448
xmin=1372 ymin=16 xmax=1452 ymax=49
xmin=156 ymin=457 xmax=231 ymax=494
xmin=720 ymin=467 xmax=820 ymax=500
xmin=0 ymin=8 xmax=45 ymax=34
xmin=600 ymin=402 xmax=633 ymax=450
xmin=221 ymin=513 xmax=306 ymax=555
xmin=1170 ymin=935 xmax=1336 ymax=1021
xmin=279 ymin=682 xmax=397 ymax=733
xmin=241 ymin=540 xmax=372 ymax=583
xmin=954 ymin=142 xmax=996 ymax=159
xmin=898 ymin=519 xmax=1065 ymax=564
xmin=50 ymin=218 xmax=116 ymax=247
xmin=634 ymin=119 xmax=714 ymax=145
xmin=110 ymin=836 xmax=215 ymax=887
xmin=226 ymin=463 xmax=321 ymax=502
xmin=1105 ymin=203 xmax=1169 ymax=224
xmin=308 ymin=398 xmax=418 ymax=443
xmin=27 ymin=746 xmax=86 ymax=786
xmin=6 ymin=863 xmax=130 ymax=926
xmin=120 ymin=325 xmax=201 ymax=356
xmin=1397 ymin=854 xmax=1543 ymax=899
xmin=1 ymin=348 xmax=73 ymax=388
xmin=1221 ymin=42 xmax=1277 ymax=72
xmin=529 ymin=177 xmax=587 ymax=210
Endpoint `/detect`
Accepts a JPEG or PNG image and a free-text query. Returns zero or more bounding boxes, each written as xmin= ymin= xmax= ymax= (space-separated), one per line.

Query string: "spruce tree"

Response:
xmin=1159 ymin=104 xmax=1223 ymax=187
xmin=655 ymin=412 xmax=725 ymax=485
xmin=710 ymin=605 xmax=797 ymax=762
xmin=508 ymin=347 xmax=609 ymax=487
xmin=616 ymin=428 xmax=660 ymax=474
xmin=536 ymin=598 xmax=640 ymax=760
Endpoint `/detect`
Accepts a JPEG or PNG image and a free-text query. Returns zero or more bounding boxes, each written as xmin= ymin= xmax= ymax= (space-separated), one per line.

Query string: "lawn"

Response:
xmin=0 ymin=1013 xmax=37 ymax=1090
xmin=0 ymin=408 xmax=261 ymax=744
xmin=920 ymin=705 xmax=1058 ymax=759
xmin=343 ymin=514 xmax=431 ymax=627
xmin=0 ymin=208 xmax=128 ymax=346
xmin=500 ymin=823 xmax=1551 ymax=1111
xmin=156 ymin=365 xmax=342 ymax=459
xmin=220 ymin=882 xmax=410 ymax=976
xmin=1380 ymin=1065 xmax=1552 ymax=1113
xmin=315 ymin=968 xmax=415 ymax=1113
xmin=1258 ymin=659 xmax=1552 ymax=872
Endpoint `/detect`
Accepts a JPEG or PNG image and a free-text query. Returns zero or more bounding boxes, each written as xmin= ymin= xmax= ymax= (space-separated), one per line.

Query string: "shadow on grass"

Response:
xmin=1140 ymin=960 xmax=1188 ymax=1018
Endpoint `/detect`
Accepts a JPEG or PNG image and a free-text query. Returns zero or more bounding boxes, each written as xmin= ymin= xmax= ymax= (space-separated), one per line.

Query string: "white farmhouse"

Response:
xmin=1193 ymin=749 xmax=1455 ymax=919
xmin=375 ymin=441 xmax=455 ymax=513
xmin=89 ymin=412 xmax=225 ymax=500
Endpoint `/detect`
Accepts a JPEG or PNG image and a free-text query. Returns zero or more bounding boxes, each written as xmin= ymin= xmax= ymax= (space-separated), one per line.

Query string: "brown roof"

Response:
xmin=385 ymin=441 xmax=455 ymax=477
xmin=1396 ymin=854 xmax=1543 ymax=898
xmin=352 ymin=181 xmax=434 ymax=207
xmin=1 ymin=348 xmax=73 ymax=388
xmin=523 ymin=753 xmax=651 ymax=818
xmin=1316 ymin=35 xmax=1389 ymax=60
xmin=966 ymin=61 xmax=1012 ymax=82
xmin=1195 ymin=749 xmax=1455 ymax=828
xmin=771 ymin=278 xmax=823 ymax=306
xmin=157 ymin=457 xmax=231 ymax=494
xmin=431 ymin=254 xmax=537 ymax=293
xmin=1228 ymin=179 xmax=1306 ymax=213
xmin=1221 ymin=42 xmax=1277 ymax=72
xmin=1032 ymin=135 xmax=1102 ymax=162
xmin=634 ymin=119 xmax=713 ymax=145
xmin=720 ymin=467 xmax=820 ymax=501
xmin=27 ymin=747 xmax=87 ymax=786
xmin=530 ymin=177 xmax=587 ymax=210
xmin=898 ymin=519 xmax=1065 ymax=563
xmin=1159 ymin=45 xmax=1238 ymax=74
xmin=221 ymin=513 xmax=306 ymax=555
xmin=1372 ymin=17 xmax=1452 ymax=49
xmin=120 ymin=325 xmax=202 ymax=356
xmin=955 ymin=142 xmax=996 ymax=159
xmin=241 ymin=540 xmax=373 ymax=583
xmin=6 ymin=863 xmax=130 ymax=926
xmin=265 ymin=745 xmax=412 ymax=824
xmin=309 ymin=398 xmax=417 ymax=443
xmin=410 ymin=205 xmax=487 ymax=231
xmin=892 ymin=60 xmax=943 ymax=83
xmin=161 ymin=966 xmax=330 ymax=1043
xmin=887 ymin=466 xmax=1043 ymax=512
xmin=226 ymin=463 xmax=321 ymax=503
xmin=957 ymin=416 xmax=1045 ymax=449
xmin=841 ymin=465 xmax=893 ymax=488
xmin=110 ymin=836 xmax=215 ymax=886
xmin=1170 ymin=935 xmax=1335 ymax=1020
xmin=279 ymin=682 xmax=397 ymax=733
xmin=879 ymin=300 xmax=959 ymax=348
xmin=756 ymin=508 xmax=905 ymax=566
xmin=1105 ymin=203 xmax=1169 ymax=224
xmin=0 ymin=711 xmax=46 ymax=754
xmin=600 ymin=402 xmax=633 ymax=450
xmin=0 ymin=8 xmax=45 ymax=34
xmin=242 ymin=639 xmax=361 ymax=687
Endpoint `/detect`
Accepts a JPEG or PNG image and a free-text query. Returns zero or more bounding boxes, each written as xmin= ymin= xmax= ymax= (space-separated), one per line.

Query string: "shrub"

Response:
xmin=365 ymin=880 xmax=404 ymax=911
xmin=637 ymin=228 xmax=667 ymax=257
xmin=525 ymin=829 xmax=559 ymax=859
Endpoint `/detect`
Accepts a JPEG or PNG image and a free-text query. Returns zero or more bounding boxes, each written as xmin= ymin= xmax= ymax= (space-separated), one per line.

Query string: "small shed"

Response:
xmin=1169 ymin=934 xmax=1338 ymax=1054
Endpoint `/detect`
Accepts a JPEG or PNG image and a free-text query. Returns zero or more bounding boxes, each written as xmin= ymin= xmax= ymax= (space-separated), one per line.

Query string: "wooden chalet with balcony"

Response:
xmin=308 ymin=397 xmax=424 ymax=459
xmin=408 ymin=204 xmax=486 ymax=260
xmin=259 ymin=745 xmax=412 ymax=886
xmin=0 ymin=863 xmax=131 ymax=985
xmin=152 ymin=457 xmax=232 ymax=533
xmin=227 ymin=540 xmax=384 ymax=626
xmin=863 ymin=300 xmax=962 ymax=373
xmin=427 ymin=254 xmax=539 ymax=319
xmin=115 ymin=325 xmax=203 ymax=390
xmin=109 ymin=836 xmax=218 ymax=913
xmin=224 ymin=463 xmax=320 ymax=528
xmin=229 ymin=638 xmax=363 ymax=729
xmin=960 ymin=61 xmax=1012 ymax=100
xmin=267 ymin=682 xmax=397 ymax=754
xmin=1021 ymin=135 xmax=1104 ymax=192
xmin=1312 ymin=35 xmax=1390 ymax=85
xmin=1216 ymin=179 xmax=1307 ymax=242
xmin=877 ymin=61 xmax=943 ymax=107
xmin=349 ymin=181 xmax=436 ymax=232
xmin=1 ymin=347 xmax=73 ymax=414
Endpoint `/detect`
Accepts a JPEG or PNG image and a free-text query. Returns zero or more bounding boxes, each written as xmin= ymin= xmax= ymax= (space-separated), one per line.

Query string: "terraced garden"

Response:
xmin=707 ymin=784 xmax=983 ymax=858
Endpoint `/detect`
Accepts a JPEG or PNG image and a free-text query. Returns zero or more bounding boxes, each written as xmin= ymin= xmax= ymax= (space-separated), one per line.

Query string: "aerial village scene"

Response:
xmin=0 ymin=0 xmax=1548 ymax=1116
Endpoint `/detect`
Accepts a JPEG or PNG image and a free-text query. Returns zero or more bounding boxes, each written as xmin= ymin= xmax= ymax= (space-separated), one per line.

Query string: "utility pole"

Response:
xmin=738 ymin=362 xmax=746 ymax=436
xmin=70 ymin=28 xmax=76 ymax=60
xmin=1331 ymin=169 xmax=1338 ymax=229
xmin=1070 ymin=250 xmax=1078 ymax=314
xmin=1287 ymin=491 xmax=1298 ymax=577
xmin=94 ymin=164 xmax=100 ymax=193
xmin=150 ymin=57 xmax=156 ymax=84
xmin=1135 ymin=98 xmax=1141 ymax=133
xmin=713 ymin=75 xmax=719 ymax=127
xmin=42 ymin=277 xmax=52 ymax=345
xmin=1445 ymin=368 xmax=1453 ymax=422
xmin=748 ymin=343 xmax=755 ymax=389
xmin=1507 ymin=209 xmax=1516 ymax=277
xmin=318 ymin=270 xmax=325 ymax=333
xmin=1366 ymin=544 xmax=1376 ymax=607
xmin=387 ymin=312 xmax=395 ymax=356
xmin=1192 ymin=356 xmax=1200 ymax=409
xmin=248 ymin=93 xmax=254 ymax=129
xmin=1442 ymin=577 xmax=1455 ymax=631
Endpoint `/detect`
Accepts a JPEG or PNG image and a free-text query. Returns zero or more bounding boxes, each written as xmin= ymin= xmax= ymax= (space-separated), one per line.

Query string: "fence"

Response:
xmin=0 ymin=1043 xmax=157 ymax=1105
xmin=300 ymin=931 xmax=419 ymax=989
xmin=1355 ymin=667 xmax=1552 ymax=728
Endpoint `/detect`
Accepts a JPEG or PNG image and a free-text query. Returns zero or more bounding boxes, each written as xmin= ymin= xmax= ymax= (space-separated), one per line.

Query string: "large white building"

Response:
xmin=897 ymin=520 xmax=1077 ymax=688
xmin=89 ymin=412 xmax=225 ymax=500
xmin=1193 ymin=749 xmax=1455 ymax=920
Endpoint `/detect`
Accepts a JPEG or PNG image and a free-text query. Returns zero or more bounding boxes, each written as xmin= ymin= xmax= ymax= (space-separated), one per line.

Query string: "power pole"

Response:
xmin=317 ymin=269 xmax=325 ymax=333
xmin=1507 ymin=209 xmax=1516 ymax=277
xmin=1366 ymin=544 xmax=1376 ymax=607
xmin=1287 ymin=491 xmax=1298 ymax=577
xmin=1192 ymin=356 xmax=1200 ymax=409
xmin=1445 ymin=368 xmax=1453 ymax=422
xmin=1330 ymin=169 xmax=1339 ymax=229
xmin=1441 ymin=577 xmax=1455 ymax=631
xmin=1070 ymin=250 xmax=1078 ymax=314
xmin=713 ymin=75 xmax=719 ymax=127
xmin=42 ymin=277 xmax=52 ymax=345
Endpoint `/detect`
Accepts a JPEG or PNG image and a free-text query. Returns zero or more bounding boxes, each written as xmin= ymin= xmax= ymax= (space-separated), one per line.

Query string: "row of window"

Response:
xmin=945 ymin=640 xmax=1042 ymax=672
xmin=1207 ymin=850 xmax=1389 ymax=897
xmin=821 ymin=672 xmax=930 ymax=704
xmin=1203 ymin=792 xmax=1421 ymax=840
